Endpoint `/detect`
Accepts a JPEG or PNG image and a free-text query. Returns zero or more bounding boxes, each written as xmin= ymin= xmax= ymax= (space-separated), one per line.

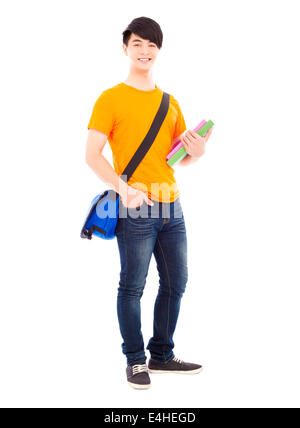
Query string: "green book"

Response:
xmin=167 ymin=146 xmax=187 ymax=167
xmin=198 ymin=120 xmax=214 ymax=136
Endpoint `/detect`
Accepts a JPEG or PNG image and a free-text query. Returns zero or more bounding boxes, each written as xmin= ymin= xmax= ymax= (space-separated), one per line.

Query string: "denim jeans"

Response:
xmin=115 ymin=197 xmax=188 ymax=366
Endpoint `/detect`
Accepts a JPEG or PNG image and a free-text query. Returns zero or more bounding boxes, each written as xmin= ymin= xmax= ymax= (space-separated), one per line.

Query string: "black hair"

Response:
xmin=122 ymin=17 xmax=163 ymax=49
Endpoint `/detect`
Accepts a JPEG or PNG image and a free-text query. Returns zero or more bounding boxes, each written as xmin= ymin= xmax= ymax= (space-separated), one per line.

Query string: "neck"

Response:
xmin=124 ymin=66 xmax=155 ymax=90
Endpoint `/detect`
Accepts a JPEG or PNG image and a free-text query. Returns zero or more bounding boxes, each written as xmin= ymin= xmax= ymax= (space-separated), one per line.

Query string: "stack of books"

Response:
xmin=167 ymin=119 xmax=214 ymax=167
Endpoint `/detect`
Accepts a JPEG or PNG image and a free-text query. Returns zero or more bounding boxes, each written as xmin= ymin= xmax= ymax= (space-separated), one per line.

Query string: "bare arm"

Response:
xmin=85 ymin=129 xmax=128 ymax=198
xmin=85 ymin=129 xmax=154 ymax=207
xmin=177 ymin=153 xmax=199 ymax=166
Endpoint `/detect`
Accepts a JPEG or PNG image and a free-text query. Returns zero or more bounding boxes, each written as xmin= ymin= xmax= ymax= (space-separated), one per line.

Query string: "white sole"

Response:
xmin=128 ymin=381 xmax=151 ymax=389
xmin=148 ymin=367 xmax=203 ymax=375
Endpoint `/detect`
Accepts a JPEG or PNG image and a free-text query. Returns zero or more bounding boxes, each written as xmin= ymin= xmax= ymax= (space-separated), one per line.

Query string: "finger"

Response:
xmin=182 ymin=136 xmax=191 ymax=154
xmin=189 ymin=131 xmax=203 ymax=145
xmin=121 ymin=197 xmax=128 ymax=207
xmin=182 ymin=135 xmax=189 ymax=149
xmin=188 ymin=130 xmax=200 ymax=140
xmin=186 ymin=130 xmax=194 ymax=137
xmin=143 ymin=193 xmax=154 ymax=206
xmin=184 ymin=133 xmax=193 ymax=143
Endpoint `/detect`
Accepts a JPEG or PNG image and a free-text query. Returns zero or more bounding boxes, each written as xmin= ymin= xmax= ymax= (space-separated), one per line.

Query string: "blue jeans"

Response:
xmin=115 ymin=197 xmax=188 ymax=366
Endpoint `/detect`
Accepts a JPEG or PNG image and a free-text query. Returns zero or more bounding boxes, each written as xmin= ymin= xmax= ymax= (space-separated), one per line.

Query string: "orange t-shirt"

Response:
xmin=87 ymin=82 xmax=187 ymax=202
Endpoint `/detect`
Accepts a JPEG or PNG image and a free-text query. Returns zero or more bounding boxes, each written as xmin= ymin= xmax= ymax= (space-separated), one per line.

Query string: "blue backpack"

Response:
xmin=80 ymin=91 xmax=170 ymax=240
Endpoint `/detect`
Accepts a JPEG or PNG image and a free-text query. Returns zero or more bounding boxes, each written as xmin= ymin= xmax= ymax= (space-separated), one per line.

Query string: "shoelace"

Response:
xmin=132 ymin=363 xmax=148 ymax=375
xmin=172 ymin=356 xmax=183 ymax=364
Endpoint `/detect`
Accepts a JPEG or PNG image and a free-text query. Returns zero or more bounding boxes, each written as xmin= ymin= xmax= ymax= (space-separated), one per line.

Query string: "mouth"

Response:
xmin=138 ymin=58 xmax=151 ymax=62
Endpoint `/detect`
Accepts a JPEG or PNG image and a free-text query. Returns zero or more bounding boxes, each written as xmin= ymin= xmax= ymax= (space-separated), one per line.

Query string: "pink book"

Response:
xmin=167 ymin=120 xmax=207 ymax=160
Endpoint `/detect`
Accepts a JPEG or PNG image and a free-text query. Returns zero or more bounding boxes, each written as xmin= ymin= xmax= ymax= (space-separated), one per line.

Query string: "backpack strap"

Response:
xmin=120 ymin=91 xmax=170 ymax=183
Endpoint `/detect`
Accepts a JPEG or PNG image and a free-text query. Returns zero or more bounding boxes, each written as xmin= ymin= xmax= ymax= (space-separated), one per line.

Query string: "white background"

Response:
xmin=0 ymin=0 xmax=300 ymax=408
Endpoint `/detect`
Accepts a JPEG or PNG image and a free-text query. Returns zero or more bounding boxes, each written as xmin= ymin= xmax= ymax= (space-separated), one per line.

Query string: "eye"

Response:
xmin=134 ymin=44 xmax=156 ymax=47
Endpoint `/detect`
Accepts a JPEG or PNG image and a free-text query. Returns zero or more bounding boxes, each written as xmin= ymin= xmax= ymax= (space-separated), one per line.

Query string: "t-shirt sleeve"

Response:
xmin=87 ymin=90 xmax=115 ymax=137
xmin=172 ymin=98 xmax=187 ymax=140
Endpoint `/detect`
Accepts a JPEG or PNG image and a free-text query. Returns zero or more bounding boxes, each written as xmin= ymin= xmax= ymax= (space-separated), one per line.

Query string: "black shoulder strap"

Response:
xmin=120 ymin=91 xmax=170 ymax=183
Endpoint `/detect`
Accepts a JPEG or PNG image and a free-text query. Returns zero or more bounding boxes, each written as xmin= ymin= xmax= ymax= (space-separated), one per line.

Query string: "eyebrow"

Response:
xmin=131 ymin=39 xmax=155 ymax=44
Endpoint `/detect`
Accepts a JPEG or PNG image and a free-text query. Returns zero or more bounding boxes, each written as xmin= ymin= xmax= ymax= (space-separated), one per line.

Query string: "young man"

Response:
xmin=85 ymin=17 xmax=213 ymax=390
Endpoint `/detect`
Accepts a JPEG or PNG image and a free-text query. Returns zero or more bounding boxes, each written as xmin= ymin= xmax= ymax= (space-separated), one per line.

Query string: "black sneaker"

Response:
xmin=148 ymin=356 xmax=203 ymax=374
xmin=126 ymin=362 xmax=151 ymax=389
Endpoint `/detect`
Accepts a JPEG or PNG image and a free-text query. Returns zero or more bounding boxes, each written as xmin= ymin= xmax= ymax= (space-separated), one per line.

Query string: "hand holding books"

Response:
xmin=167 ymin=120 xmax=214 ymax=167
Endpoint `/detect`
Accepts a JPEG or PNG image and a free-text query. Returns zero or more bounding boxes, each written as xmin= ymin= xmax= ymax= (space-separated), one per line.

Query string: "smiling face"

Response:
xmin=122 ymin=32 xmax=160 ymax=69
